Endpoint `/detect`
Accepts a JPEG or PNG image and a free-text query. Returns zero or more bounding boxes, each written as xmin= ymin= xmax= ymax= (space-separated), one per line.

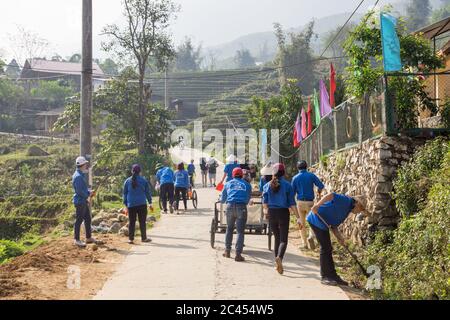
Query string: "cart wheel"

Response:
xmin=210 ymin=218 xmax=216 ymax=248
xmin=192 ymin=190 xmax=198 ymax=209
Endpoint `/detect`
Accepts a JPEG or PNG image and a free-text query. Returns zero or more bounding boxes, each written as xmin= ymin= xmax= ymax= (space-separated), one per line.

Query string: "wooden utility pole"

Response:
xmin=165 ymin=68 xmax=169 ymax=109
xmin=81 ymin=0 xmax=93 ymax=184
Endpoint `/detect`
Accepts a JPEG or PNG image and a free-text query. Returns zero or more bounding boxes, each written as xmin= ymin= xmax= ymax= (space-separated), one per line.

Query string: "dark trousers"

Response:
xmin=310 ymin=223 xmax=338 ymax=279
xmin=128 ymin=205 xmax=148 ymax=241
xmin=160 ymin=183 xmax=174 ymax=211
xmin=189 ymin=175 xmax=194 ymax=187
xmin=175 ymin=187 xmax=188 ymax=210
xmin=269 ymin=208 xmax=290 ymax=260
xmin=225 ymin=204 xmax=248 ymax=255
xmin=74 ymin=202 xmax=92 ymax=241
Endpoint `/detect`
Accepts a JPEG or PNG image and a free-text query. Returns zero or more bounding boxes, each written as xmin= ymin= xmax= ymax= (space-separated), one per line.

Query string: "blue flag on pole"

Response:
xmin=380 ymin=13 xmax=402 ymax=72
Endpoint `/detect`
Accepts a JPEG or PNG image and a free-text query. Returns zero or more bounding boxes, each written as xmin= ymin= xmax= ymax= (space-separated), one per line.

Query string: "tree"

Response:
xmin=274 ymin=21 xmax=317 ymax=95
xmin=205 ymin=50 xmax=217 ymax=71
xmin=30 ymin=80 xmax=75 ymax=109
xmin=100 ymin=58 xmax=119 ymax=76
xmin=53 ymin=68 xmax=174 ymax=154
xmin=69 ymin=53 xmax=82 ymax=63
xmin=8 ymin=26 xmax=49 ymax=66
xmin=430 ymin=0 xmax=450 ymax=23
xmin=235 ymin=49 xmax=256 ymax=68
xmin=406 ymin=0 xmax=432 ymax=31
xmin=0 ymin=59 xmax=4 ymax=74
xmin=101 ymin=0 xmax=179 ymax=155
xmin=344 ymin=10 xmax=444 ymax=128
xmin=247 ymin=79 xmax=303 ymax=169
xmin=5 ymin=59 xmax=21 ymax=79
xmin=0 ymin=79 xmax=26 ymax=131
xmin=174 ymin=37 xmax=203 ymax=71
xmin=321 ymin=23 xmax=355 ymax=72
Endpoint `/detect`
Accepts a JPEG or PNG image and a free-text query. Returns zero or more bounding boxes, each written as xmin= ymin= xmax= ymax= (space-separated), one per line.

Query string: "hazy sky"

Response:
xmin=0 ymin=0 xmax=385 ymax=62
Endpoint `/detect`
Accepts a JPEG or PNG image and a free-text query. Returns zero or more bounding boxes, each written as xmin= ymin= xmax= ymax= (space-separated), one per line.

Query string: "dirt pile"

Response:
xmin=0 ymin=234 xmax=130 ymax=300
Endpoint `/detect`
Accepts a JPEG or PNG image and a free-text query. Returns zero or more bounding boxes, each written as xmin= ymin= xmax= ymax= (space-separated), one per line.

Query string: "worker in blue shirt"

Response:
xmin=72 ymin=156 xmax=96 ymax=248
xmin=307 ymin=193 xmax=367 ymax=287
xmin=187 ymin=160 xmax=196 ymax=187
xmin=291 ymin=160 xmax=325 ymax=250
xmin=174 ymin=162 xmax=190 ymax=214
xmin=220 ymin=155 xmax=240 ymax=185
xmin=220 ymin=168 xmax=252 ymax=262
xmin=263 ymin=163 xmax=302 ymax=275
xmin=123 ymin=164 xmax=153 ymax=244
xmin=156 ymin=164 xmax=175 ymax=214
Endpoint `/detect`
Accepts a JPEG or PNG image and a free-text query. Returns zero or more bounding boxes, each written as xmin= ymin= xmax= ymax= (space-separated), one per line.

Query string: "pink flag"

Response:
xmin=320 ymin=79 xmax=333 ymax=118
xmin=301 ymin=108 xmax=307 ymax=139
xmin=294 ymin=113 xmax=302 ymax=147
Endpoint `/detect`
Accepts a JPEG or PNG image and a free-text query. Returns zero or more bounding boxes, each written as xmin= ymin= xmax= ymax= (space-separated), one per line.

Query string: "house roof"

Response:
xmin=415 ymin=16 xmax=450 ymax=40
xmin=22 ymin=59 xmax=105 ymax=77
xmin=36 ymin=107 xmax=67 ymax=117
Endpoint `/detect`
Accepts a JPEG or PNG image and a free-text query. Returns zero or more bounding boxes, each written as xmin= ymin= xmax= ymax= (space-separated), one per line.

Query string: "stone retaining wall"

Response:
xmin=310 ymin=136 xmax=426 ymax=246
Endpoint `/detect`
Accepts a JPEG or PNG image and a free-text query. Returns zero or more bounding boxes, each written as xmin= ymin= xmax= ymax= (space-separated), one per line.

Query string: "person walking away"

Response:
xmin=200 ymin=158 xmax=208 ymax=188
xmin=263 ymin=163 xmax=302 ymax=275
xmin=307 ymin=193 xmax=367 ymax=286
xmin=123 ymin=164 xmax=153 ymax=244
xmin=249 ymin=164 xmax=257 ymax=184
xmin=156 ymin=164 xmax=175 ymax=214
xmin=208 ymin=157 xmax=219 ymax=187
xmin=292 ymin=160 xmax=325 ymax=250
xmin=219 ymin=155 xmax=240 ymax=186
xmin=220 ymin=168 xmax=252 ymax=262
xmin=187 ymin=160 xmax=196 ymax=188
xmin=174 ymin=162 xmax=190 ymax=214
xmin=72 ymin=156 xmax=97 ymax=248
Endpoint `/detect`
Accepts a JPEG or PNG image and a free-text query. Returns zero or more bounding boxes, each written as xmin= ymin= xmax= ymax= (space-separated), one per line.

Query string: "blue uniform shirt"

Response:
xmin=262 ymin=177 xmax=296 ymax=209
xmin=187 ymin=164 xmax=196 ymax=175
xmin=72 ymin=169 xmax=90 ymax=205
xmin=221 ymin=178 xmax=252 ymax=205
xmin=224 ymin=163 xmax=240 ymax=182
xmin=307 ymin=193 xmax=355 ymax=231
xmin=123 ymin=175 xmax=153 ymax=208
xmin=292 ymin=170 xmax=325 ymax=201
xmin=174 ymin=170 xmax=190 ymax=188
xmin=259 ymin=176 xmax=271 ymax=192
xmin=156 ymin=167 xmax=175 ymax=186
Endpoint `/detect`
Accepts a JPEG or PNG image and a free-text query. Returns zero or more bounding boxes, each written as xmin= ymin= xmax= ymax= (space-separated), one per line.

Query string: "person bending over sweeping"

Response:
xmin=220 ymin=168 xmax=252 ymax=262
xmin=307 ymin=193 xmax=366 ymax=287
xmin=262 ymin=163 xmax=302 ymax=275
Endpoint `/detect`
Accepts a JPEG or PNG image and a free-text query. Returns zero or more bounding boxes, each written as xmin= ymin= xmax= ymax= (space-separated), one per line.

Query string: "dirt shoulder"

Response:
xmin=0 ymin=234 xmax=131 ymax=300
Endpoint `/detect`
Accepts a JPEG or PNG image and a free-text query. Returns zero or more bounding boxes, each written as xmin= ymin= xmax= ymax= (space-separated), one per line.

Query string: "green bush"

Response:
xmin=363 ymin=142 xmax=450 ymax=300
xmin=441 ymin=99 xmax=450 ymax=129
xmin=0 ymin=240 xmax=25 ymax=264
xmin=393 ymin=137 xmax=449 ymax=218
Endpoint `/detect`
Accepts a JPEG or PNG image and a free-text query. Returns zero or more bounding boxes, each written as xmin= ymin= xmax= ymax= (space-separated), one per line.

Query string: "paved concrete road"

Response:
xmin=95 ymin=148 xmax=348 ymax=300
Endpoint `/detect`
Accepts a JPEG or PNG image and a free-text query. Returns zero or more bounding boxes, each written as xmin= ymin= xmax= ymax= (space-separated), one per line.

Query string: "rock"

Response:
xmin=375 ymin=182 xmax=393 ymax=194
xmin=118 ymin=214 xmax=129 ymax=223
xmin=26 ymin=145 xmax=49 ymax=157
xmin=92 ymin=216 xmax=104 ymax=226
xmin=378 ymin=149 xmax=393 ymax=160
xmin=119 ymin=226 xmax=129 ymax=237
xmin=0 ymin=146 xmax=10 ymax=155
xmin=147 ymin=216 xmax=157 ymax=223
xmin=109 ymin=222 xmax=122 ymax=234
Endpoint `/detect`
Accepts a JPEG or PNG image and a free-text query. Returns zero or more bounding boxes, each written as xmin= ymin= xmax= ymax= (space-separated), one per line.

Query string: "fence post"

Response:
xmin=358 ymin=99 xmax=364 ymax=145
xmin=381 ymin=75 xmax=395 ymax=135
xmin=333 ymin=109 xmax=339 ymax=151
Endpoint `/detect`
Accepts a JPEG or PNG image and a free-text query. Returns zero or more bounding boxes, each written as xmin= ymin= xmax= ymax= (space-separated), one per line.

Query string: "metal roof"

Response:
xmin=415 ymin=16 xmax=450 ymax=39
xmin=22 ymin=59 xmax=105 ymax=77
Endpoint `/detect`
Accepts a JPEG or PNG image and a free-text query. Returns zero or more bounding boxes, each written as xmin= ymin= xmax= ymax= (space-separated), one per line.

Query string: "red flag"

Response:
xmin=301 ymin=108 xmax=307 ymax=139
xmin=330 ymin=63 xmax=336 ymax=108
xmin=307 ymin=98 xmax=313 ymax=135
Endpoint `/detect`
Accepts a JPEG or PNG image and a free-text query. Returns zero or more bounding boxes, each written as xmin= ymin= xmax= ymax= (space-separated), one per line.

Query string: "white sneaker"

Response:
xmin=74 ymin=240 xmax=86 ymax=248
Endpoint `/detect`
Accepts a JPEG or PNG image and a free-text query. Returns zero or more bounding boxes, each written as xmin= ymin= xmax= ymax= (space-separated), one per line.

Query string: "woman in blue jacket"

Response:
xmin=174 ymin=162 xmax=190 ymax=214
xmin=123 ymin=164 xmax=153 ymax=244
xmin=263 ymin=163 xmax=302 ymax=275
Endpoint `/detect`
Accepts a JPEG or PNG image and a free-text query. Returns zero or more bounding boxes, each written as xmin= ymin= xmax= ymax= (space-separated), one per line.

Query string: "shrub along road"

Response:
xmin=95 ymin=148 xmax=349 ymax=300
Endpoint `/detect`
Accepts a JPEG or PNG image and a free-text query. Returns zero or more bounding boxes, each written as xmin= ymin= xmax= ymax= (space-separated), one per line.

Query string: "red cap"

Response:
xmin=232 ymin=168 xmax=244 ymax=178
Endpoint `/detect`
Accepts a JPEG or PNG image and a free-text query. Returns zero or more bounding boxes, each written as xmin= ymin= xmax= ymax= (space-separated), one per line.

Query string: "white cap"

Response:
xmin=76 ymin=156 xmax=89 ymax=167
xmin=226 ymin=155 xmax=237 ymax=163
